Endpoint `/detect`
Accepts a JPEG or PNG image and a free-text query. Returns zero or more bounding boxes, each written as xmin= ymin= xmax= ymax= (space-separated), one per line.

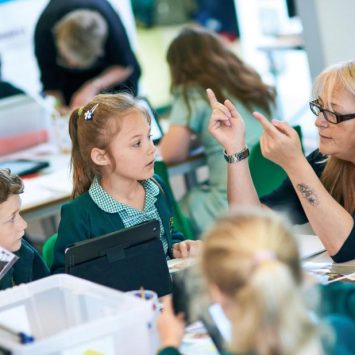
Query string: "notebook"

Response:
xmin=64 ymin=219 xmax=172 ymax=297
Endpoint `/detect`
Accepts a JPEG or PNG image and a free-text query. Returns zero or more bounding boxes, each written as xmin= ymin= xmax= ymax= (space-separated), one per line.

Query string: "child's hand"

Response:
xmin=173 ymin=240 xmax=202 ymax=259
xmin=157 ymin=295 xmax=185 ymax=349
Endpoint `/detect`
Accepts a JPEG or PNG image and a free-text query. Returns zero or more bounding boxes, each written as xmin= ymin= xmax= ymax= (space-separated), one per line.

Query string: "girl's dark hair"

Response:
xmin=0 ymin=169 xmax=24 ymax=203
xmin=68 ymin=93 xmax=151 ymax=198
xmin=167 ymin=26 xmax=276 ymax=117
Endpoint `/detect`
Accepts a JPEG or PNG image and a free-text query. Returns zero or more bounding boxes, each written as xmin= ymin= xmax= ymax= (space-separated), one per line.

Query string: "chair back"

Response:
xmin=154 ymin=161 xmax=195 ymax=239
xmin=249 ymin=125 xmax=303 ymax=197
xmin=42 ymin=233 xmax=58 ymax=268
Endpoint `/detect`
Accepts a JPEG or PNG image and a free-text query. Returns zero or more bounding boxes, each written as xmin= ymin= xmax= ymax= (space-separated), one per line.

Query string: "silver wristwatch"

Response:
xmin=223 ymin=146 xmax=249 ymax=163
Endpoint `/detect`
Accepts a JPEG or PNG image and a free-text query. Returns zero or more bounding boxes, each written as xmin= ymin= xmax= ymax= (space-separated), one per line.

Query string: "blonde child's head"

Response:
xmin=0 ymin=169 xmax=27 ymax=252
xmin=68 ymin=93 xmax=152 ymax=198
xmin=200 ymin=208 xmax=318 ymax=355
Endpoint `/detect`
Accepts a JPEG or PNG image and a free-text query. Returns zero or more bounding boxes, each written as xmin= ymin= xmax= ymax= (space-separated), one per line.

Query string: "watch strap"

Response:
xmin=223 ymin=146 xmax=249 ymax=163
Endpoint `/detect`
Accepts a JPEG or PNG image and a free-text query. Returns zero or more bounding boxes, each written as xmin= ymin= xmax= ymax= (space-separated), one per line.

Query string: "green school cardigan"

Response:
xmin=51 ymin=175 xmax=184 ymax=274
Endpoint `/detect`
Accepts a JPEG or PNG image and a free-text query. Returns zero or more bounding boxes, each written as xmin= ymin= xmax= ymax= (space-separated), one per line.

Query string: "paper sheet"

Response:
xmin=296 ymin=234 xmax=326 ymax=259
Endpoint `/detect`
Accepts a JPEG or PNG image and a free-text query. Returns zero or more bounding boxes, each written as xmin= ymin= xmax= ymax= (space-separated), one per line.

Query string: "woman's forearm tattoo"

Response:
xmin=297 ymin=183 xmax=319 ymax=206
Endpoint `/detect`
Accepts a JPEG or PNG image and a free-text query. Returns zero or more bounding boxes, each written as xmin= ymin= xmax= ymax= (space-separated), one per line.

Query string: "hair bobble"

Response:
xmin=77 ymin=107 xmax=84 ymax=116
xmin=253 ymin=250 xmax=276 ymax=268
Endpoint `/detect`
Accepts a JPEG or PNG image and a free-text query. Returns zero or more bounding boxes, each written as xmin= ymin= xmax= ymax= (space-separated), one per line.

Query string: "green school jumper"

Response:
xmin=51 ymin=175 xmax=184 ymax=274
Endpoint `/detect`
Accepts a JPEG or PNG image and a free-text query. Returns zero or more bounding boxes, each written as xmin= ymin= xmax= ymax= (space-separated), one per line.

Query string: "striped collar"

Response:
xmin=89 ymin=176 xmax=159 ymax=213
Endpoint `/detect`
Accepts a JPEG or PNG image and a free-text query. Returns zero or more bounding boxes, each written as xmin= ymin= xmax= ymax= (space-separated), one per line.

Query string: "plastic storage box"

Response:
xmin=0 ymin=274 xmax=156 ymax=355
xmin=0 ymin=94 xmax=51 ymax=155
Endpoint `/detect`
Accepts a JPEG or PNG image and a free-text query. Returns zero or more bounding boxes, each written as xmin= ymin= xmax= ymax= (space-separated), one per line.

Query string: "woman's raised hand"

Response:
xmin=207 ymin=88 xmax=246 ymax=154
xmin=253 ymin=112 xmax=305 ymax=170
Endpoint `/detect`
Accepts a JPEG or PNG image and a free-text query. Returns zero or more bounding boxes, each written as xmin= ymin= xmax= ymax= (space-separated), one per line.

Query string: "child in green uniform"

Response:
xmin=0 ymin=169 xmax=49 ymax=290
xmin=52 ymin=93 xmax=201 ymax=273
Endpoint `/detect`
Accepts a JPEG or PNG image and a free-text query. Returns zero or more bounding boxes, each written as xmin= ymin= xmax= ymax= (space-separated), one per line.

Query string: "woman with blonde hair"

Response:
xmin=208 ymin=59 xmax=355 ymax=262
xmin=157 ymin=209 xmax=355 ymax=355
xmin=160 ymin=26 xmax=275 ymax=236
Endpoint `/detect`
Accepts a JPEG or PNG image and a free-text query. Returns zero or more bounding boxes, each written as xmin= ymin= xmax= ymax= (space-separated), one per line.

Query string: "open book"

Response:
xmin=296 ymin=234 xmax=326 ymax=260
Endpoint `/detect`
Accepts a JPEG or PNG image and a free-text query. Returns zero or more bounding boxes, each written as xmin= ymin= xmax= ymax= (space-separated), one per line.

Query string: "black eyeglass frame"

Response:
xmin=309 ymin=99 xmax=355 ymax=124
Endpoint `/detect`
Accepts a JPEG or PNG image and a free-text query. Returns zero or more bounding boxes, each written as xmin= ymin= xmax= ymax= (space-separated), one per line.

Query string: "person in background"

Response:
xmin=207 ymin=59 xmax=355 ymax=262
xmin=34 ymin=0 xmax=141 ymax=110
xmin=159 ymin=26 xmax=275 ymax=236
xmin=51 ymin=93 xmax=201 ymax=274
xmin=0 ymin=169 xmax=49 ymax=290
xmin=157 ymin=209 xmax=355 ymax=355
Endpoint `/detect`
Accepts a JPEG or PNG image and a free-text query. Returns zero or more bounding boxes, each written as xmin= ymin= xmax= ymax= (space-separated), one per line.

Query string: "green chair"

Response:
xmin=42 ymin=233 xmax=57 ymax=269
xmin=154 ymin=161 xmax=195 ymax=240
xmin=249 ymin=125 xmax=303 ymax=197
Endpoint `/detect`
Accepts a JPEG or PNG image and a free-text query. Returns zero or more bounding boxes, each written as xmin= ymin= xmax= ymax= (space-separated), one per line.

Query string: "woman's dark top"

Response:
xmin=261 ymin=150 xmax=355 ymax=262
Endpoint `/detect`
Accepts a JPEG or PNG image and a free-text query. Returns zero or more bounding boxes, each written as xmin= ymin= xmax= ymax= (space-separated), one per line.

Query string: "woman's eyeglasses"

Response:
xmin=309 ymin=99 xmax=355 ymax=124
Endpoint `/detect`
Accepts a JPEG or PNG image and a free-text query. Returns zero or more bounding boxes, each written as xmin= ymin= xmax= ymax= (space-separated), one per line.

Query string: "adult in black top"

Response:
xmin=261 ymin=150 xmax=355 ymax=262
xmin=34 ymin=0 xmax=141 ymax=108
xmin=207 ymin=59 xmax=355 ymax=262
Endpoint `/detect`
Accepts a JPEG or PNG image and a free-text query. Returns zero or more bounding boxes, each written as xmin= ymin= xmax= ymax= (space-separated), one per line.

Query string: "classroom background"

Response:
xmin=0 ymin=0 xmax=354 ymax=241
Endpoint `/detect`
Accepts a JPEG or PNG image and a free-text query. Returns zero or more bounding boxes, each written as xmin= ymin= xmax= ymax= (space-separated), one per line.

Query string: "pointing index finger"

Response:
xmin=253 ymin=111 xmax=280 ymax=137
xmin=206 ymin=88 xmax=218 ymax=106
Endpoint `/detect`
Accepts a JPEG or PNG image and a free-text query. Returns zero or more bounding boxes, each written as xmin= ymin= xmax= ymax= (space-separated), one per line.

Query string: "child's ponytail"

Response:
xmin=200 ymin=209 xmax=321 ymax=355
xmin=231 ymin=258 xmax=317 ymax=355
xmin=68 ymin=108 xmax=95 ymax=198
